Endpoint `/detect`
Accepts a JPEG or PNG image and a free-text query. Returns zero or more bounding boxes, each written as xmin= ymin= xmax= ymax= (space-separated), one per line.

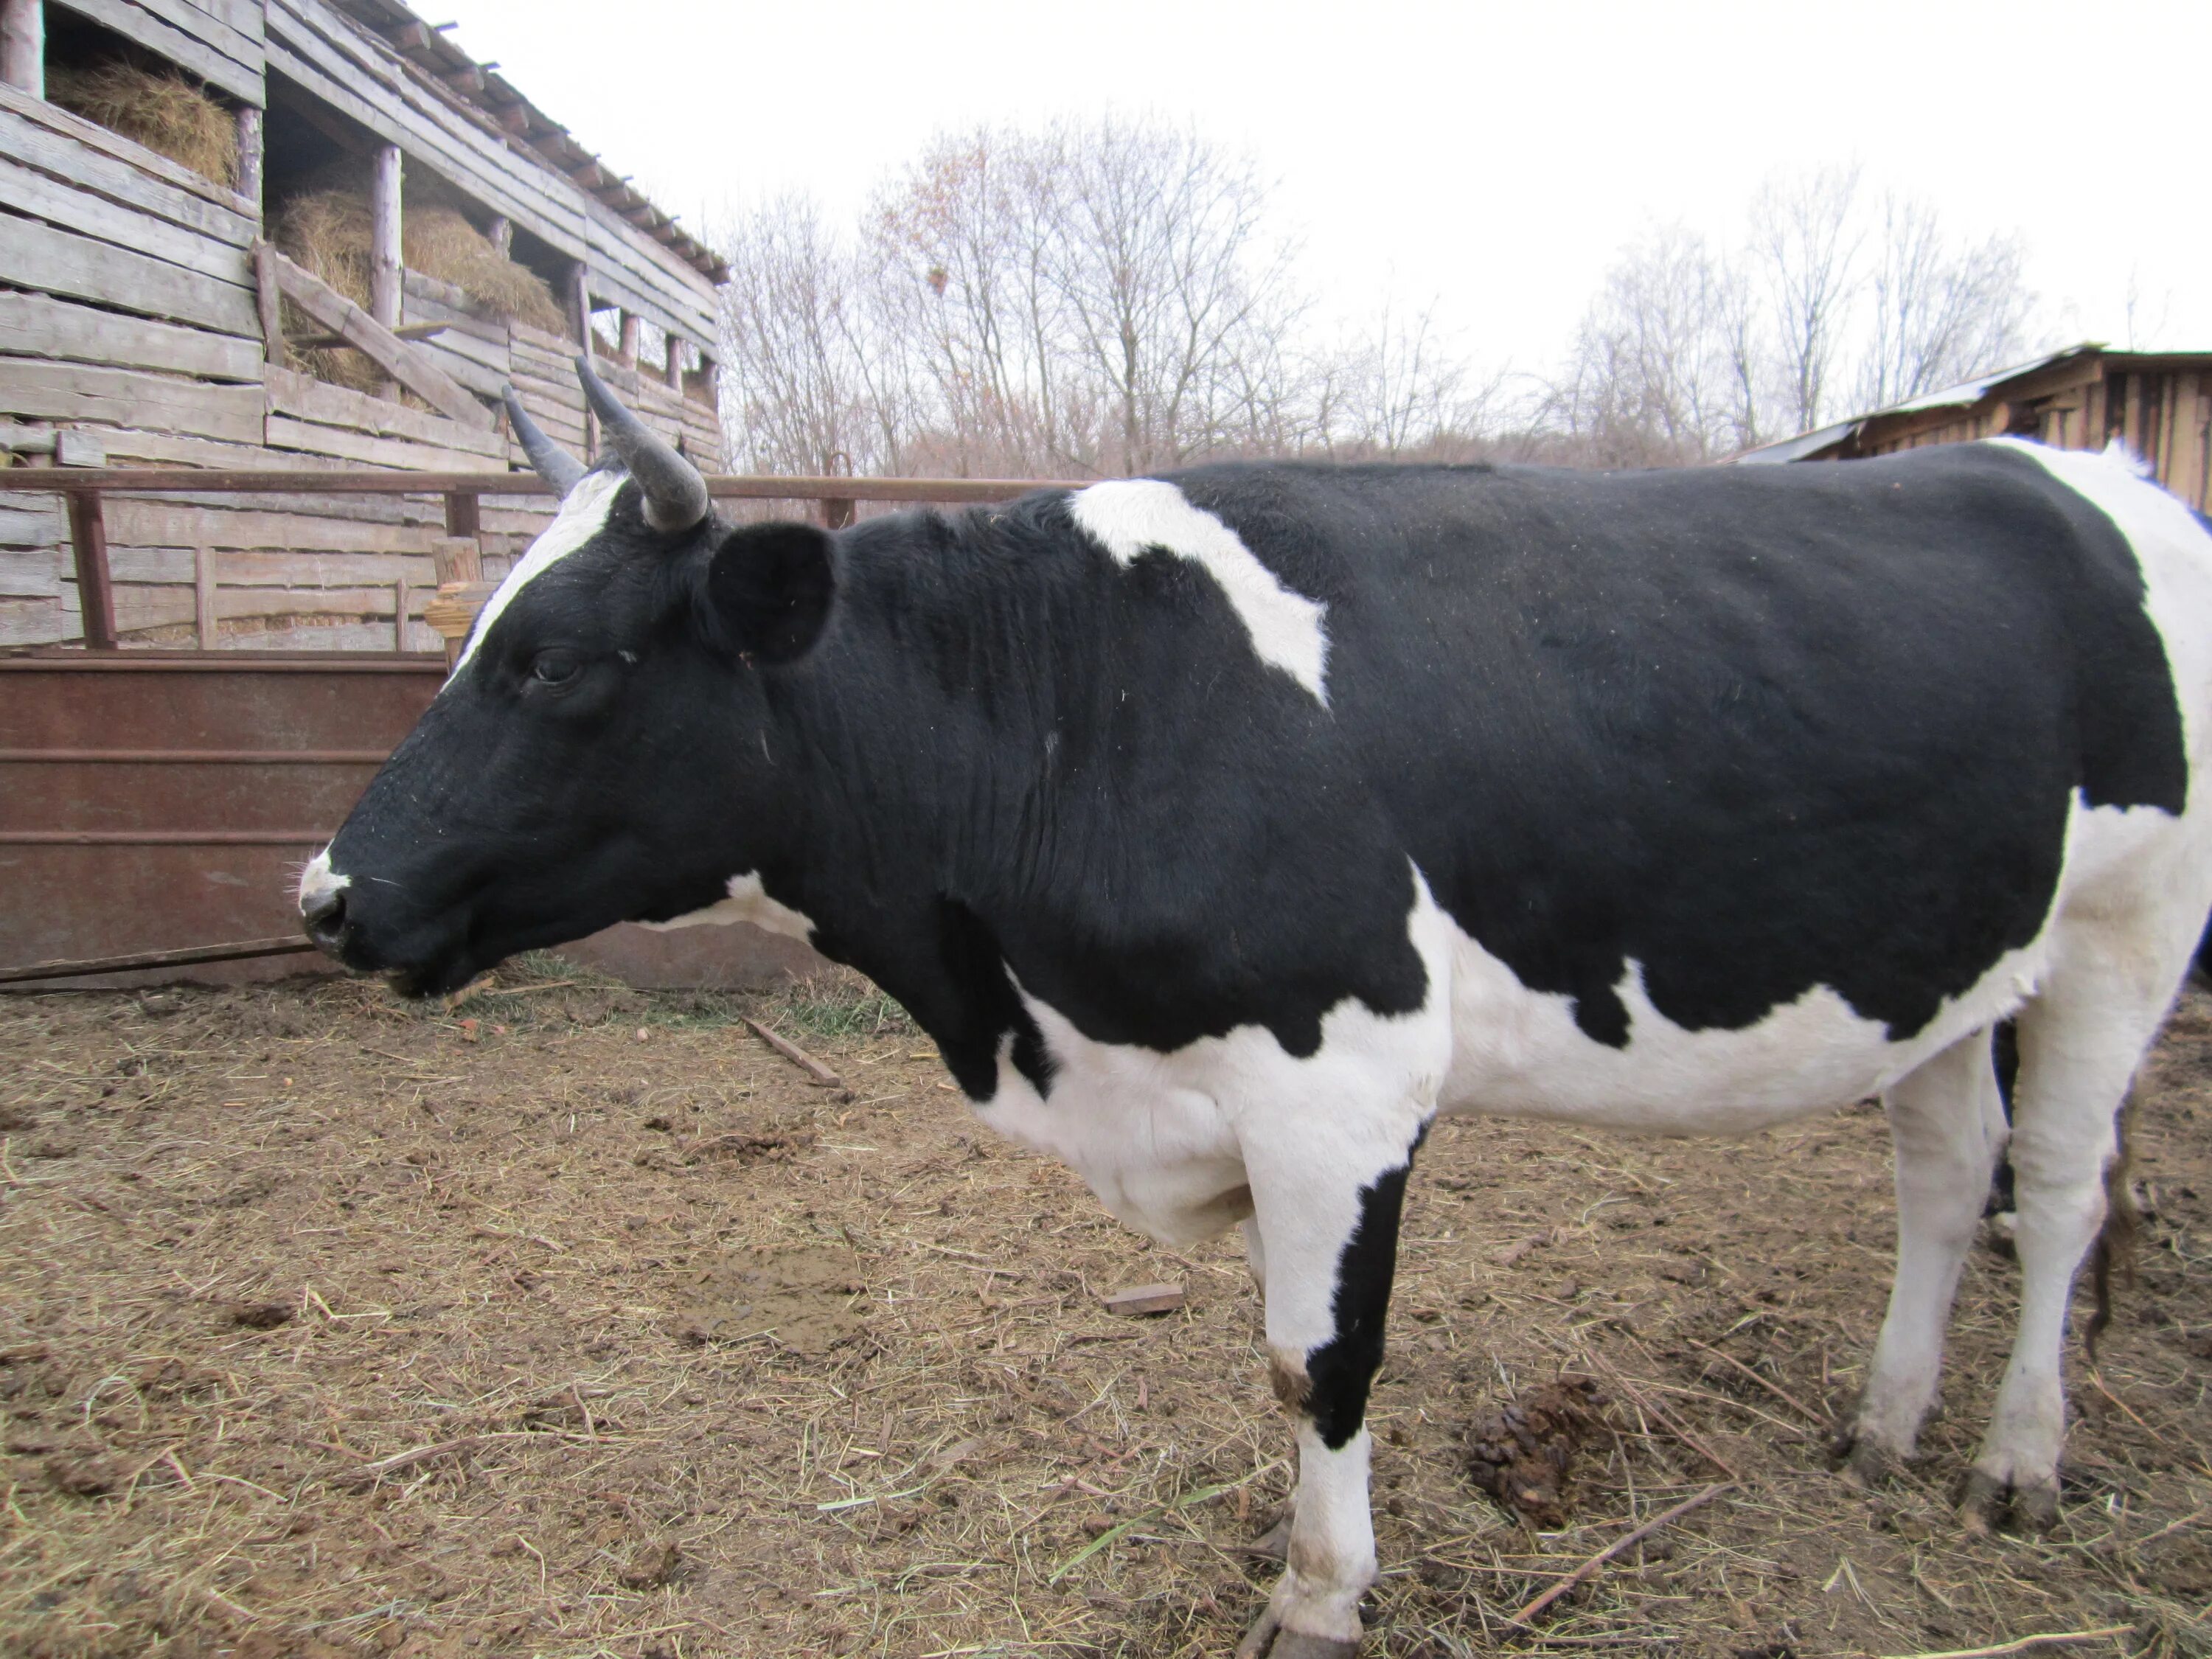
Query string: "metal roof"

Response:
xmin=330 ymin=0 xmax=727 ymax=285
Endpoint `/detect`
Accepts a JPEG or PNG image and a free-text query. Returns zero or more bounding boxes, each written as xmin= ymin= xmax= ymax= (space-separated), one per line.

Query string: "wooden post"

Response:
xmin=665 ymin=333 xmax=685 ymax=392
xmin=394 ymin=577 xmax=410 ymax=652
xmin=234 ymin=105 xmax=263 ymax=207
xmin=251 ymin=240 xmax=286 ymax=369
xmin=66 ymin=490 xmax=118 ymax=650
xmin=369 ymin=142 xmax=403 ymax=397
xmin=571 ymin=264 xmax=597 ymax=459
xmin=1 ymin=0 xmax=41 ymax=98
xmin=194 ymin=545 xmax=217 ymax=647
xmin=487 ymin=215 xmax=511 ymax=257
xmin=429 ymin=536 xmax=487 ymax=669
xmin=619 ymin=311 xmax=641 ymax=366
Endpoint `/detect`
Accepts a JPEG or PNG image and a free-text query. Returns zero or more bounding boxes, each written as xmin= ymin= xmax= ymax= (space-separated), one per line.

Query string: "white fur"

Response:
xmin=1070 ymin=478 xmax=1331 ymax=705
xmin=297 ymin=847 xmax=349 ymax=913
xmin=451 ymin=469 xmax=625 ymax=675
xmin=639 ymin=872 xmax=818 ymax=942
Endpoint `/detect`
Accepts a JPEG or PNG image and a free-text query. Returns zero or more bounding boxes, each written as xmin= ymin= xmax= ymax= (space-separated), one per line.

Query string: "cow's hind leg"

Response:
xmin=1235 ymin=1130 xmax=1421 ymax=1659
xmin=1836 ymin=1030 xmax=2007 ymax=1484
xmin=1961 ymin=907 xmax=2193 ymax=1533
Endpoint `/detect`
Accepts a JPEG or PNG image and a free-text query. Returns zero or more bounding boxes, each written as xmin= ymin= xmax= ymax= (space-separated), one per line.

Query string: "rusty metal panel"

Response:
xmin=0 ymin=651 xmax=824 ymax=990
xmin=0 ymin=653 xmax=445 ymax=983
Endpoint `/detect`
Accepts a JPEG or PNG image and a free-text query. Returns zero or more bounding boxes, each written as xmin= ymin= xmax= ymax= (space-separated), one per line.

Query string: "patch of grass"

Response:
xmin=763 ymin=973 xmax=914 ymax=1040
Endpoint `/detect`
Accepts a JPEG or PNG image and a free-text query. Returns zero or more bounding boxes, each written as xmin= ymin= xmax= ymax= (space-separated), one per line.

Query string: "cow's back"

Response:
xmin=1163 ymin=445 xmax=2200 ymax=1064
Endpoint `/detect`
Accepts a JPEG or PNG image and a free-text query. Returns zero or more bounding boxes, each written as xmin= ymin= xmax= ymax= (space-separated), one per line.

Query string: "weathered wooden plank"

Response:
xmin=95 ymin=428 xmax=337 ymax=470
xmin=107 ymin=499 xmax=454 ymax=557
xmin=264 ymin=414 xmax=507 ymax=473
xmin=264 ymin=365 xmax=506 ymax=456
xmin=0 ymin=153 xmax=248 ymax=282
xmin=0 ymin=83 xmax=254 ymax=229
xmin=142 ymin=0 xmax=264 ymax=60
xmin=56 ymin=0 xmax=263 ymax=106
xmin=0 ymin=493 xmax=64 ymax=547
xmin=0 ymin=213 xmax=257 ymax=335
xmin=0 ymin=595 xmax=63 ymax=645
xmin=0 ymin=360 xmax=264 ymax=444
xmin=0 ymin=291 xmax=262 ymax=383
xmin=0 ymin=547 xmax=61 ymax=599
xmin=266 ymin=248 xmax=492 ymax=429
xmin=401 ymin=271 xmax=512 ymax=342
xmin=182 ymin=0 xmax=265 ymax=42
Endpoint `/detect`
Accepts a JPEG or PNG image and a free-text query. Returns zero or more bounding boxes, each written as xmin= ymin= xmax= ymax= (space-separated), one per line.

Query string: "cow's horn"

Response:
xmin=501 ymin=386 xmax=585 ymax=495
xmin=576 ymin=356 xmax=709 ymax=533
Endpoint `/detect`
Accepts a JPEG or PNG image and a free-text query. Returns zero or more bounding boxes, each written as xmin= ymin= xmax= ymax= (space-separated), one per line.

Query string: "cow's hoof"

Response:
xmin=1237 ymin=1514 xmax=1293 ymax=1561
xmin=1834 ymin=1433 xmax=1905 ymax=1490
xmin=1958 ymin=1467 xmax=2061 ymax=1535
xmin=1236 ymin=1614 xmax=1358 ymax=1659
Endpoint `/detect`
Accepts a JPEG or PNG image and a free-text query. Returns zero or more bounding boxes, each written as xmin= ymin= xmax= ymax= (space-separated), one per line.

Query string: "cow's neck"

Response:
xmin=761 ymin=530 xmax=1085 ymax=1082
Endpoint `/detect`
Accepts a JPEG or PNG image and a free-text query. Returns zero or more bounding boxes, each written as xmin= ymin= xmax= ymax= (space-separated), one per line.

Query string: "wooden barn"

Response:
xmin=0 ymin=0 xmax=726 ymax=650
xmin=1736 ymin=344 xmax=2212 ymax=511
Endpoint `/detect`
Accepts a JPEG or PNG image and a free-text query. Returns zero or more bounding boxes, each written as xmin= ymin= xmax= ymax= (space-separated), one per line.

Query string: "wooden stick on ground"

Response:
xmin=1875 ymin=1627 xmax=2135 ymax=1659
xmin=1506 ymin=1481 xmax=1733 ymax=1627
xmin=744 ymin=1017 xmax=848 ymax=1095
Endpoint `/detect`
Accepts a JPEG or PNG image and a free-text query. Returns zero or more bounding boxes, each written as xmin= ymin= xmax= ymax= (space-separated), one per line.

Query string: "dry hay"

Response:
xmin=46 ymin=63 xmax=237 ymax=188
xmin=0 ymin=960 xmax=2205 ymax=1659
xmin=272 ymin=190 xmax=564 ymax=390
xmin=401 ymin=206 xmax=566 ymax=335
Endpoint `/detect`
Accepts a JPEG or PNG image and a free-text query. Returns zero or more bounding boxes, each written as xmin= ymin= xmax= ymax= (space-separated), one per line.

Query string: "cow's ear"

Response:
xmin=704 ymin=521 xmax=838 ymax=664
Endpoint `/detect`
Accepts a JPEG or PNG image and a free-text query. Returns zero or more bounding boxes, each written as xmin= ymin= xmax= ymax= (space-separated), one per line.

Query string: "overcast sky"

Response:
xmin=435 ymin=0 xmax=2208 ymax=388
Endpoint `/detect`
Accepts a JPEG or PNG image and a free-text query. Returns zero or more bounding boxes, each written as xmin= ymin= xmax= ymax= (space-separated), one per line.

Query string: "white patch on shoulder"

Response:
xmin=639 ymin=872 xmax=816 ymax=942
xmin=1070 ymin=478 xmax=1330 ymax=705
xmin=1994 ymin=437 xmax=2212 ymax=774
xmin=451 ymin=468 xmax=626 ymax=675
xmin=297 ymin=846 xmax=349 ymax=913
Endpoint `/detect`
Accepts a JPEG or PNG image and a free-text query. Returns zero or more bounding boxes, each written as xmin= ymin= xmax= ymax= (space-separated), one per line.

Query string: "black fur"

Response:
xmin=1305 ymin=1158 xmax=1413 ymax=1450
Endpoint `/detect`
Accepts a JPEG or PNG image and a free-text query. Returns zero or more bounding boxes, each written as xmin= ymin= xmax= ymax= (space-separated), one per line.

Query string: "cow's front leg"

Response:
xmin=1237 ymin=1137 xmax=1417 ymax=1659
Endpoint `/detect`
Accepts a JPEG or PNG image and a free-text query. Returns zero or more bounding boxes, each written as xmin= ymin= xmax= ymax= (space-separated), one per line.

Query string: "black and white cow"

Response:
xmin=301 ymin=364 xmax=2212 ymax=1657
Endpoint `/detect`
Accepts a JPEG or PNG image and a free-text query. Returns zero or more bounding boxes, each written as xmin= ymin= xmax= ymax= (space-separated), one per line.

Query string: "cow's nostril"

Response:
xmin=302 ymin=888 xmax=347 ymax=948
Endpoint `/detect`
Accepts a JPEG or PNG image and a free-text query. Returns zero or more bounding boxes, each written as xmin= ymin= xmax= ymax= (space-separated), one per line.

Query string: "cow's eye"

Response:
xmin=529 ymin=650 xmax=582 ymax=686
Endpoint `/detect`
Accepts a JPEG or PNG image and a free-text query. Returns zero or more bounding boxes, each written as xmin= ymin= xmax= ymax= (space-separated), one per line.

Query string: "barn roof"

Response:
xmin=1734 ymin=341 xmax=2212 ymax=465
xmin=329 ymin=0 xmax=727 ymax=285
xmin=1736 ymin=346 xmax=2104 ymax=465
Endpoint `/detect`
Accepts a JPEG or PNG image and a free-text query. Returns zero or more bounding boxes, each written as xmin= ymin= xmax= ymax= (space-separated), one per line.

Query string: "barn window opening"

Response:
xmin=38 ymin=8 xmax=238 ymax=187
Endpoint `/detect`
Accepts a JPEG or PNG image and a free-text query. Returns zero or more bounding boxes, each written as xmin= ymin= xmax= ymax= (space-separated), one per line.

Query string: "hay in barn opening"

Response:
xmin=46 ymin=63 xmax=237 ymax=187
xmin=272 ymin=189 xmax=566 ymax=390
xmin=403 ymin=205 xmax=566 ymax=334
xmin=271 ymin=190 xmax=380 ymax=391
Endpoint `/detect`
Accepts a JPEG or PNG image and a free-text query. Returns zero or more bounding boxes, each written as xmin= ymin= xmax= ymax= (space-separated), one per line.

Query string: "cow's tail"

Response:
xmin=2083 ymin=1096 xmax=2140 ymax=1363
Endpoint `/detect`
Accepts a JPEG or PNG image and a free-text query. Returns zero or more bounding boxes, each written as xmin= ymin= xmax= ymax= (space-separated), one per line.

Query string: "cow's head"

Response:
xmin=298 ymin=361 xmax=838 ymax=995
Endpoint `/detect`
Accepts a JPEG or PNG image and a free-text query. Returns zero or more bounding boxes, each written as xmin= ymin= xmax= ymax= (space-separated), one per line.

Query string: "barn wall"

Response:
xmin=1 ymin=8 xmax=726 ymax=653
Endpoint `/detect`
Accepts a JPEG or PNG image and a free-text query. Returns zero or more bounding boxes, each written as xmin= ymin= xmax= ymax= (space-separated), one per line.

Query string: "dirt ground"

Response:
xmin=0 ymin=961 xmax=2205 ymax=1659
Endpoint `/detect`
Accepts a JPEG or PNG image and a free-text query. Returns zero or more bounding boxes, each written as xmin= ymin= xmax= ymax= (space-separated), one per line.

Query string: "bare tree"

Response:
xmin=1859 ymin=192 xmax=2037 ymax=406
xmin=715 ymin=194 xmax=897 ymax=476
xmin=1546 ymin=224 xmax=1747 ymax=465
xmin=1749 ymin=163 xmax=1863 ymax=434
